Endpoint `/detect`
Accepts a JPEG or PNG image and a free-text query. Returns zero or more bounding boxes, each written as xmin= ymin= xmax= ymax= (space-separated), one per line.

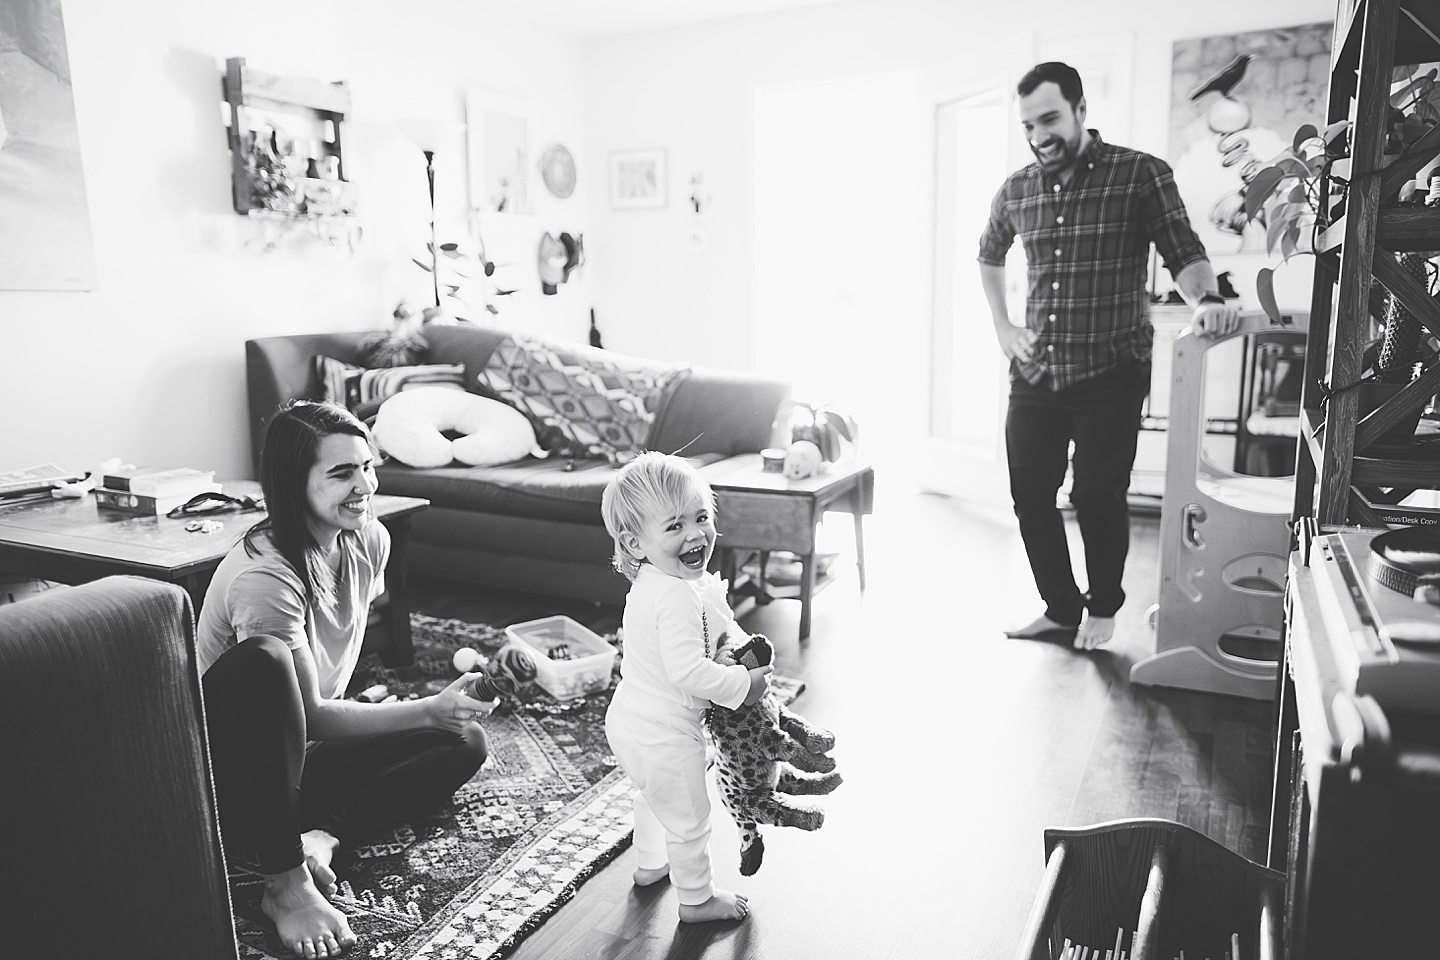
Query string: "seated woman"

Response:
xmin=197 ymin=400 xmax=492 ymax=959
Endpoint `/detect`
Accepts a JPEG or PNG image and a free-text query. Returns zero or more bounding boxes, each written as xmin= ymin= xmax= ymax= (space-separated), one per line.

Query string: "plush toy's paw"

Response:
xmin=778 ymin=768 xmax=843 ymax=796
xmin=786 ymin=748 xmax=837 ymax=774
xmin=779 ymin=706 xmax=834 ymax=754
xmin=732 ymin=634 xmax=774 ymax=670
xmin=738 ymin=831 xmax=765 ymax=877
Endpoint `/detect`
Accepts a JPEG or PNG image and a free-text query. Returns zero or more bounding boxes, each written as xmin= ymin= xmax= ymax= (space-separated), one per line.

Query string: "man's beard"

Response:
xmin=1030 ymin=134 xmax=1078 ymax=171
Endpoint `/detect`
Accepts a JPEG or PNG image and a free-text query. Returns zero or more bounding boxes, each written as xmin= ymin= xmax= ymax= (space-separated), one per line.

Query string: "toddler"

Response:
xmin=601 ymin=452 xmax=773 ymax=923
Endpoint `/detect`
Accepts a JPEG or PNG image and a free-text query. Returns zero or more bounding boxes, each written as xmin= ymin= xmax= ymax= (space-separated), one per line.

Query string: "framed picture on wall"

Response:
xmin=0 ymin=0 xmax=97 ymax=290
xmin=466 ymin=91 xmax=535 ymax=217
xmin=609 ymin=149 xmax=667 ymax=209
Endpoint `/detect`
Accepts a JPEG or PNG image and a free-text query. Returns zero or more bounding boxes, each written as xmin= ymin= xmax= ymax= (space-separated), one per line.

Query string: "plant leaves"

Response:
xmin=1322 ymin=120 xmax=1350 ymax=144
xmin=1282 ymin=223 xmax=1300 ymax=260
xmin=1276 ymin=156 xmax=1310 ymax=179
xmin=411 ymin=258 xmax=435 ymax=272
xmin=1257 ymin=267 xmax=1283 ymax=325
xmin=1245 ymin=166 xmax=1286 ymax=222
xmin=1292 ymin=124 xmax=1318 ymax=152
xmin=1267 ymin=210 xmax=1290 ymax=255
xmin=439 ymin=242 xmax=460 ymax=252
xmin=1288 ymin=184 xmax=1308 ymax=204
xmin=1402 ymin=116 xmax=1429 ymax=149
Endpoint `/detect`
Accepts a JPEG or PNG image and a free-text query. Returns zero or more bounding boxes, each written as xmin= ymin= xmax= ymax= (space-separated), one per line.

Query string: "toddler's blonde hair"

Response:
xmin=600 ymin=451 xmax=715 ymax=581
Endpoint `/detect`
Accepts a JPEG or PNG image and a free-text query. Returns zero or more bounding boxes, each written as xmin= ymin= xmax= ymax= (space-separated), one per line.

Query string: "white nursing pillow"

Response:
xmin=373 ymin=386 xmax=540 ymax=469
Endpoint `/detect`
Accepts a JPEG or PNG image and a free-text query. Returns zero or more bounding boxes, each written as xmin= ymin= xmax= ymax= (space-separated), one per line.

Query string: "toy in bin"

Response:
xmin=452 ymin=643 xmax=538 ymax=707
xmin=504 ymin=615 xmax=617 ymax=700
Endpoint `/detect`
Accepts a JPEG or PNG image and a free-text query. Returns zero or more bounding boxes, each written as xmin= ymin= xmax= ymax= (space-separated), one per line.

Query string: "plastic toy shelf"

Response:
xmin=1016 ymin=819 xmax=1282 ymax=960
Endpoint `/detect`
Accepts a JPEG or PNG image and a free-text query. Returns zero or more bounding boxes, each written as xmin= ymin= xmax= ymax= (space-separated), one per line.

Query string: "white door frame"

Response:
xmin=916 ymin=46 xmax=1031 ymax=504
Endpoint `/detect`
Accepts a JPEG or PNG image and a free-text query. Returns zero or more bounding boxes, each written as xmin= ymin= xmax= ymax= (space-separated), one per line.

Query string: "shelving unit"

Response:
xmin=221 ymin=57 xmax=356 ymax=224
xmin=1271 ymin=4 xmax=1440 ymax=957
xmin=1293 ymin=0 xmax=1440 ymax=528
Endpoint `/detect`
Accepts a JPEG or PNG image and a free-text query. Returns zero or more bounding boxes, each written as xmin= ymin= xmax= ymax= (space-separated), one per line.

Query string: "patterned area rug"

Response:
xmin=229 ymin=614 xmax=631 ymax=960
xmin=228 ymin=613 xmax=804 ymax=960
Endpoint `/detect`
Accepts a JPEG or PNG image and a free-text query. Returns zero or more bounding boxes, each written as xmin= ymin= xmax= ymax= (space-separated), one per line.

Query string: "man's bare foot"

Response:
xmin=1075 ymin=615 xmax=1116 ymax=650
xmin=633 ymin=864 xmax=671 ymax=886
xmin=1004 ymin=615 xmax=1077 ymax=640
xmin=679 ymin=889 xmax=750 ymax=923
xmin=261 ymin=863 xmax=357 ymax=958
xmin=301 ymin=829 xmax=340 ymax=898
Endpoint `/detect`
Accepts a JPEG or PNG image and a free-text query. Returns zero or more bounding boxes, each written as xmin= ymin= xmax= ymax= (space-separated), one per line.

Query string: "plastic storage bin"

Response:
xmin=504 ymin=615 xmax=617 ymax=700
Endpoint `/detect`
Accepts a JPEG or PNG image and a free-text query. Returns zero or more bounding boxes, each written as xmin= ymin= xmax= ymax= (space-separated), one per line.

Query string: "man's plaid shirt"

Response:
xmin=977 ymin=131 xmax=1209 ymax=390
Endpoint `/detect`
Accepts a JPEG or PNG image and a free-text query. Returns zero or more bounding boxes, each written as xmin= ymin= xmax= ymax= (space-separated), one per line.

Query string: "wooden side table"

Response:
xmin=0 ymin=481 xmax=428 ymax=666
xmin=705 ymin=455 xmax=874 ymax=640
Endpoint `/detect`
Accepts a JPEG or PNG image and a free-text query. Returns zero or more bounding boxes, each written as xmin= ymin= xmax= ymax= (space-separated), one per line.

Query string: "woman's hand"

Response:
xmin=426 ymin=673 xmax=496 ymax=733
xmin=741 ymin=665 xmax=774 ymax=706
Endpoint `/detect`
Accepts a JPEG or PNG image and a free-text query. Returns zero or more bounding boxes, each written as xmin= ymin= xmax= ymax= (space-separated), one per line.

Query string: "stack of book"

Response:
xmin=95 ymin=466 xmax=220 ymax=516
xmin=0 ymin=463 xmax=85 ymax=507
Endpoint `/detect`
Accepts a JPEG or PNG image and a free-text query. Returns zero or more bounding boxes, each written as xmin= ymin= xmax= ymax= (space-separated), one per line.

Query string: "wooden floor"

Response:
xmin=407 ymin=478 xmax=1277 ymax=960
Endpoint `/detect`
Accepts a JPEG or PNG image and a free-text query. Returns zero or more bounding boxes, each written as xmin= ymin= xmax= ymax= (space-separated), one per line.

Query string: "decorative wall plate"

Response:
xmin=539 ymin=143 xmax=576 ymax=198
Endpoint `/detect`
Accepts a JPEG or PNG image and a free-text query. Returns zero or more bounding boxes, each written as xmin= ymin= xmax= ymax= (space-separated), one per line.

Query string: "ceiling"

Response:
xmin=475 ymin=0 xmax=848 ymax=38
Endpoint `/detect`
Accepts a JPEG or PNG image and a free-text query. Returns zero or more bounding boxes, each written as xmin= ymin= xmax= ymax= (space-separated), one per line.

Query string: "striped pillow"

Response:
xmin=314 ymin=356 xmax=466 ymax=413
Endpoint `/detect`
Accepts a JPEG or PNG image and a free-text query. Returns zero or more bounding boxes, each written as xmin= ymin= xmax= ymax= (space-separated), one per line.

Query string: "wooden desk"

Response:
xmin=704 ymin=456 xmax=874 ymax=640
xmin=0 ymin=481 xmax=428 ymax=666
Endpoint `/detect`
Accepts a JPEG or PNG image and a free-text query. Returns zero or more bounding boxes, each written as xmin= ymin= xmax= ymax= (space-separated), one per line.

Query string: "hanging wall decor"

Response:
xmin=0 ymin=0 xmax=98 ymax=290
xmin=539 ymin=143 xmax=576 ymax=198
xmin=1168 ymin=23 xmax=1332 ymax=256
xmin=609 ymin=148 xmax=667 ymax=210
xmin=466 ymin=91 xmax=534 ymax=217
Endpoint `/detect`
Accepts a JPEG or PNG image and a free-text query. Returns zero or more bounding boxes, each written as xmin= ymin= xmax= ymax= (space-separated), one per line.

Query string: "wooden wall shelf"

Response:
xmin=221 ymin=57 xmax=354 ymax=221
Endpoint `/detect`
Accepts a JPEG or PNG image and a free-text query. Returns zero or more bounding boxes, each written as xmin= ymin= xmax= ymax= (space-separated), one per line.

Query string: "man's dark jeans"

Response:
xmin=1005 ymin=359 xmax=1150 ymax=627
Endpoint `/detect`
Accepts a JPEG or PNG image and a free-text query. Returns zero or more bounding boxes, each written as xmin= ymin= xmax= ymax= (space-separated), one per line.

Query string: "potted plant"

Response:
xmin=1243 ymin=71 xmax=1440 ymax=443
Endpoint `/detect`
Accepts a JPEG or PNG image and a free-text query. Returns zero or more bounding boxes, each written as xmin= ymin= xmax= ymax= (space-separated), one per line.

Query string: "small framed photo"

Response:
xmin=609 ymin=149 xmax=667 ymax=209
xmin=467 ymin=90 xmax=535 ymax=217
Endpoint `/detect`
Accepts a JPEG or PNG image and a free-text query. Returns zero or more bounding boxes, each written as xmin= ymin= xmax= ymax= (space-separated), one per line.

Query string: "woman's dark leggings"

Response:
xmin=202 ymin=635 xmax=487 ymax=875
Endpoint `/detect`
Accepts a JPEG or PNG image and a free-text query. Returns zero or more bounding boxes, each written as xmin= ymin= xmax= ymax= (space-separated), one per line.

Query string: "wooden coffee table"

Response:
xmin=705 ymin=455 xmax=874 ymax=640
xmin=0 ymin=480 xmax=428 ymax=666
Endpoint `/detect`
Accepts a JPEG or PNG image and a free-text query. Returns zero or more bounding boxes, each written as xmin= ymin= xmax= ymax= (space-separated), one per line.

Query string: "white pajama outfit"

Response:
xmin=605 ymin=566 xmax=750 ymax=905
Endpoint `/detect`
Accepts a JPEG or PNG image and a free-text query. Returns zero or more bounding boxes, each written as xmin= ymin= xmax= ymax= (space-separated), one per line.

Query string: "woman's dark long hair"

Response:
xmin=245 ymin=400 xmax=373 ymax=611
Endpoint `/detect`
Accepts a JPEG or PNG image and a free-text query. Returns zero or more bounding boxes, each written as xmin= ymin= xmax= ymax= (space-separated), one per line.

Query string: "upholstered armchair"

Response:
xmin=0 ymin=576 xmax=237 ymax=957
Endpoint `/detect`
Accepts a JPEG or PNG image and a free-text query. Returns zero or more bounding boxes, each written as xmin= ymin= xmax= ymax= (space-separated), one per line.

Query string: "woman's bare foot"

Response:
xmin=678 ymin=889 xmax=749 ymax=923
xmin=261 ymin=863 xmax=357 ymax=958
xmin=301 ymin=829 xmax=341 ymax=898
xmin=633 ymin=864 xmax=670 ymax=886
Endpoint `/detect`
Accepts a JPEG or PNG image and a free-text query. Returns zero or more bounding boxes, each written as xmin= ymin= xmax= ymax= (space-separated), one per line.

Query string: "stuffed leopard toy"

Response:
xmin=707 ymin=631 xmax=842 ymax=875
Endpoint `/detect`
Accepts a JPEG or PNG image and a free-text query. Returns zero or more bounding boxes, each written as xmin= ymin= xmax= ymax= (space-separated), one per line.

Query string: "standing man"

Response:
xmin=978 ymin=61 xmax=1239 ymax=650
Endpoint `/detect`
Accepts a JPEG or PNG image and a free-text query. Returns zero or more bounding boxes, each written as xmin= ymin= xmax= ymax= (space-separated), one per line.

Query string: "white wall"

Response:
xmin=0 ymin=0 xmax=1334 ymax=481
xmin=580 ymin=0 xmax=1333 ymax=371
xmin=0 ymin=0 xmax=592 ymax=480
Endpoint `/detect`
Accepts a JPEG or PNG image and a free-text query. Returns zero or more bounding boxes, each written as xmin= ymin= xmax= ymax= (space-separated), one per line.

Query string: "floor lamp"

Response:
xmin=396 ymin=119 xmax=466 ymax=312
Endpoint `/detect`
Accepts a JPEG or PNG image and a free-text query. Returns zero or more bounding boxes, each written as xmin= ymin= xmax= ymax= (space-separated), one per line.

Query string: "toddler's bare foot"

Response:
xmin=261 ymin=863 xmax=357 ymax=958
xmin=302 ymin=829 xmax=340 ymax=898
xmin=1004 ymin=615 xmax=1077 ymax=640
xmin=1075 ymin=615 xmax=1116 ymax=650
xmin=679 ymin=889 xmax=750 ymax=923
xmin=633 ymin=864 xmax=671 ymax=886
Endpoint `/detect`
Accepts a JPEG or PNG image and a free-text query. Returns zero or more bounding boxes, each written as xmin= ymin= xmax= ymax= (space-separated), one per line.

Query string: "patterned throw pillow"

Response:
xmin=476 ymin=335 xmax=689 ymax=463
xmin=314 ymin=356 xmax=466 ymax=413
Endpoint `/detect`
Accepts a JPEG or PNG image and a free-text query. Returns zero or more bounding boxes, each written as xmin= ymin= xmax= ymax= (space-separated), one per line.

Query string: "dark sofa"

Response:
xmin=246 ymin=324 xmax=790 ymax=605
